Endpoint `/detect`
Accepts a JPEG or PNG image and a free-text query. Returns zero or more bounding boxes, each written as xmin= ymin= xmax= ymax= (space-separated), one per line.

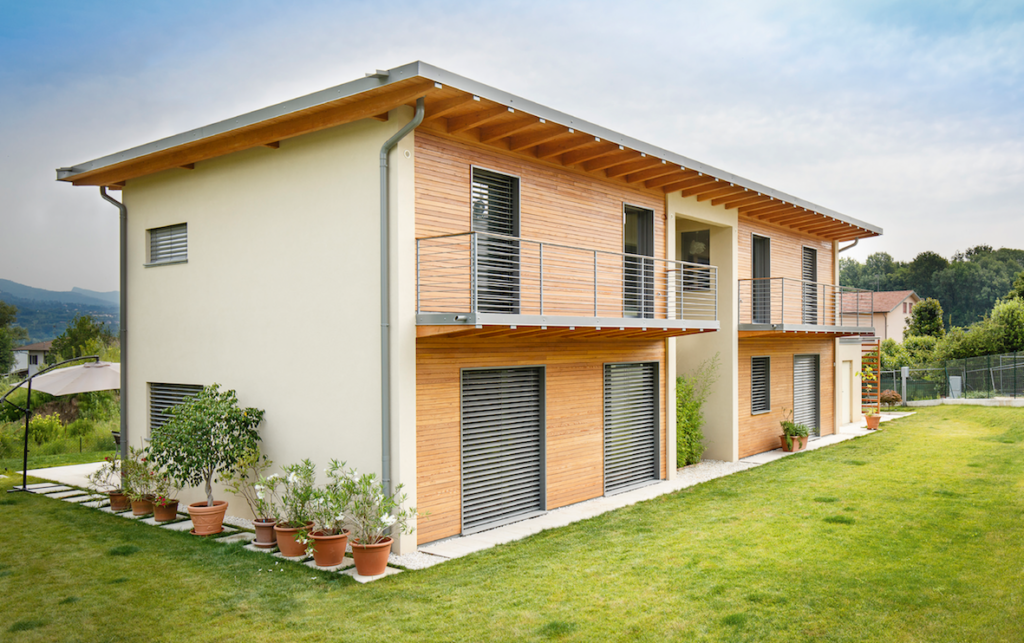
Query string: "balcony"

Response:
xmin=737 ymin=278 xmax=874 ymax=336
xmin=416 ymin=232 xmax=719 ymax=339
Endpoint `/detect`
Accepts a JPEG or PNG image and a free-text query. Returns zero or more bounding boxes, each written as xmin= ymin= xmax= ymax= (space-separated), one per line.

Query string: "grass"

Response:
xmin=1 ymin=406 xmax=1022 ymax=642
xmin=0 ymin=449 xmax=115 ymax=474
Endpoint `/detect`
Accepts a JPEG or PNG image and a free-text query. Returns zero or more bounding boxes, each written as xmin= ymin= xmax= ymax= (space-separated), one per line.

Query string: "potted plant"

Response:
xmin=864 ymin=407 xmax=881 ymax=430
xmin=304 ymin=460 xmax=351 ymax=567
xmin=148 ymin=384 xmax=265 ymax=535
xmin=274 ymin=459 xmax=316 ymax=557
xmin=87 ymin=455 xmax=129 ymax=512
xmin=779 ymin=409 xmax=809 ymax=452
xmin=221 ymin=447 xmax=280 ymax=547
xmin=123 ymin=447 xmax=157 ymax=516
xmin=340 ymin=469 xmax=416 ymax=576
xmin=151 ymin=467 xmax=183 ymax=522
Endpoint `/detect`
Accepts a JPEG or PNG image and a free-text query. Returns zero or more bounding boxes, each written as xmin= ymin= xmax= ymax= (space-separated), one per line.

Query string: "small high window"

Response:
xmin=148 ymin=223 xmax=188 ymax=265
xmin=149 ymin=383 xmax=203 ymax=431
xmin=751 ymin=356 xmax=770 ymax=414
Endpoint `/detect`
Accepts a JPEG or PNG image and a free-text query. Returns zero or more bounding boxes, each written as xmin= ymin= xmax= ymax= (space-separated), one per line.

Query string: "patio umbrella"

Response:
xmin=30 ymin=362 xmax=121 ymax=396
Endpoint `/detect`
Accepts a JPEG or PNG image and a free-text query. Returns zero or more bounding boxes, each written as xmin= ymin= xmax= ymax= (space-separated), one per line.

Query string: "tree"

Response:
xmin=0 ymin=301 xmax=28 ymax=374
xmin=47 ymin=314 xmax=114 ymax=364
xmin=1007 ymin=271 xmax=1024 ymax=301
xmin=903 ymin=251 xmax=948 ymax=299
xmin=905 ymin=298 xmax=945 ymax=339
xmin=991 ymin=298 xmax=1024 ymax=353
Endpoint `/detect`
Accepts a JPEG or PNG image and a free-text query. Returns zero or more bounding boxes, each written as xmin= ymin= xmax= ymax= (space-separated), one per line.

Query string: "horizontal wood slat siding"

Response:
xmin=415 ymin=131 xmax=665 ymax=257
xmin=738 ymin=216 xmax=834 ymax=284
xmin=737 ymin=336 xmax=835 ymax=458
xmin=416 ymin=336 xmax=666 ymax=544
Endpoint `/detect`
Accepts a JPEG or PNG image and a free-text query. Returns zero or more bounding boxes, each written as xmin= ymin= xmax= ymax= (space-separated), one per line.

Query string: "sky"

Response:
xmin=1 ymin=0 xmax=1022 ymax=292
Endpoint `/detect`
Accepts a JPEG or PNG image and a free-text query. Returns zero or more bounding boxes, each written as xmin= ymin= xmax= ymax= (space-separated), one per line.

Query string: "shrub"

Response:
xmin=880 ymin=389 xmax=902 ymax=407
xmin=65 ymin=418 xmax=95 ymax=438
xmin=676 ymin=354 xmax=720 ymax=467
xmin=28 ymin=413 xmax=63 ymax=445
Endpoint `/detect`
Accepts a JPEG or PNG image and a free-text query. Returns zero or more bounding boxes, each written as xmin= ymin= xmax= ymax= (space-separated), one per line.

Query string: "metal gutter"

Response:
xmin=99 ymin=187 xmax=128 ymax=462
xmin=379 ymin=98 xmax=425 ymax=493
xmin=56 ymin=61 xmax=881 ymax=236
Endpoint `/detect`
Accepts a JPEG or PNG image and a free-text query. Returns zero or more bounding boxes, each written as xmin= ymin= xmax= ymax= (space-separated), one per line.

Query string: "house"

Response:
xmin=862 ymin=290 xmax=921 ymax=342
xmin=11 ymin=340 xmax=52 ymax=378
xmin=56 ymin=62 xmax=881 ymax=553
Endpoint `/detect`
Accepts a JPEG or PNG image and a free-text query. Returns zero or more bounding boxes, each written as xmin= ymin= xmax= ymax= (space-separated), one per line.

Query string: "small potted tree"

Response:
xmin=221 ymin=447 xmax=279 ymax=547
xmin=274 ymin=459 xmax=316 ymax=557
xmin=148 ymin=384 xmax=265 ymax=535
xmin=123 ymin=447 xmax=157 ymax=516
xmin=304 ymin=460 xmax=351 ymax=567
xmin=87 ymin=455 xmax=129 ymax=512
xmin=341 ymin=469 xmax=416 ymax=576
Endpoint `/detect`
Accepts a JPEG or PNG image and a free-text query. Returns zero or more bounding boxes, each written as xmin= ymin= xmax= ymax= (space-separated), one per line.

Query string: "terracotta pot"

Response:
xmin=865 ymin=414 xmax=881 ymax=430
xmin=309 ymin=530 xmax=350 ymax=567
xmin=188 ymin=500 xmax=229 ymax=535
xmin=153 ymin=500 xmax=179 ymax=522
xmin=252 ymin=519 xmax=277 ymax=548
xmin=131 ymin=497 xmax=154 ymax=516
xmin=274 ymin=522 xmax=313 ymax=557
xmin=779 ymin=435 xmax=808 ymax=452
xmin=351 ymin=537 xmax=392 ymax=577
xmin=108 ymin=491 xmax=130 ymax=512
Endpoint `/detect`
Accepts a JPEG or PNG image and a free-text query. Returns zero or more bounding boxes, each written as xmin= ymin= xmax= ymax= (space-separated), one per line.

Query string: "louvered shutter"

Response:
xmin=461 ymin=367 xmax=544 ymax=534
xmin=471 ymin=168 xmax=520 ymax=314
xmin=802 ymin=247 xmax=817 ymax=324
xmin=149 ymin=223 xmax=188 ymax=264
xmin=793 ymin=355 xmax=820 ymax=437
xmin=751 ymin=357 xmax=770 ymax=414
xmin=604 ymin=362 xmax=659 ymax=494
xmin=150 ymin=383 xmax=203 ymax=430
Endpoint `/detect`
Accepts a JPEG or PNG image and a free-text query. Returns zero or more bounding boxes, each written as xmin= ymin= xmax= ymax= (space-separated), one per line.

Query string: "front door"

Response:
xmin=752 ymin=235 xmax=771 ymax=323
xmin=471 ymin=168 xmax=520 ymax=314
xmin=623 ymin=205 xmax=654 ymax=318
xmin=793 ymin=354 xmax=821 ymax=437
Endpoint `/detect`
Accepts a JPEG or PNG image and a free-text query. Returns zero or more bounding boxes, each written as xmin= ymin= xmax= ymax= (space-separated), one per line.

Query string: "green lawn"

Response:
xmin=0 ymin=449 xmax=115 ymax=474
xmin=1 ymin=406 xmax=1022 ymax=642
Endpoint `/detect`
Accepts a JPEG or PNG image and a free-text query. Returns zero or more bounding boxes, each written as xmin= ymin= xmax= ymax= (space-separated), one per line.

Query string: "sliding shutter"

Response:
xmin=793 ymin=355 xmax=820 ymax=437
xmin=149 ymin=223 xmax=188 ymax=264
xmin=802 ymin=247 xmax=818 ymax=324
xmin=751 ymin=357 xmax=770 ymax=414
xmin=461 ymin=367 xmax=544 ymax=534
xmin=471 ymin=168 xmax=520 ymax=314
xmin=604 ymin=362 xmax=659 ymax=494
xmin=150 ymin=383 xmax=203 ymax=430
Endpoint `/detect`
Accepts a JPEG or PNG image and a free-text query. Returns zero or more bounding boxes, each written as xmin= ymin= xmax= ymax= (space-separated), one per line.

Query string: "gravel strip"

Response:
xmin=674 ymin=459 xmax=759 ymax=486
xmin=388 ymin=551 xmax=448 ymax=570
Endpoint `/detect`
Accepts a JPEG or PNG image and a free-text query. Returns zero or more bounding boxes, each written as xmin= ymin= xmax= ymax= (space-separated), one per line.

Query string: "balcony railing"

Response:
xmin=417 ymin=232 xmax=718 ymax=326
xmin=738 ymin=278 xmax=873 ymax=329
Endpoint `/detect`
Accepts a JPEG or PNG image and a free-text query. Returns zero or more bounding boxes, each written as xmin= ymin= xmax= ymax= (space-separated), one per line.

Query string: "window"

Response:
xmin=148 ymin=223 xmax=187 ymax=265
xmin=751 ymin=357 xmax=770 ymax=414
xmin=903 ymin=302 xmax=907 ymax=314
xmin=28 ymin=355 xmax=38 ymax=365
xmin=623 ymin=204 xmax=654 ymax=318
xmin=149 ymin=383 xmax=203 ymax=430
xmin=681 ymin=229 xmax=712 ymax=291
xmin=471 ymin=167 xmax=520 ymax=314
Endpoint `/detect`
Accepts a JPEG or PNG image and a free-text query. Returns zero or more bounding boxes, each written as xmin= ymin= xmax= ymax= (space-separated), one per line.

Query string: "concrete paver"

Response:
xmin=341 ymin=566 xmax=402 ymax=584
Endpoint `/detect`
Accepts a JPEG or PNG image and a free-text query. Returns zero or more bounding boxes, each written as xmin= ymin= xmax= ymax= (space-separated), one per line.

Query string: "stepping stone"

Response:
xmin=140 ymin=516 xmax=184 ymax=526
xmin=98 ymin=505 xmax=131 ymax=514
xmin=50 ymin=490 xmax=90 ymax=499
xmin=65 ymin=494 xmax=105 ymax=504
xmin=243 ymin=542 xmax=278 ymax=554
xmin=341 ymin=566 xmax=402 ymax=583
xmin=273 ymin=551 xmax=310 ymax=563
xmin=82 ymin=499 xmax=111 ymax=509
xmin=23 ymin=483 xmax=62 ymax=490
xmin=214 ymin=532 xmax=255 ymax=545
xmin=304 ymin=557 xmax=354 ymax=572
xmin=160 ymin=520 xmax=195 ymax=532
xmin=38 ymin=485 xmax=74 ymax=494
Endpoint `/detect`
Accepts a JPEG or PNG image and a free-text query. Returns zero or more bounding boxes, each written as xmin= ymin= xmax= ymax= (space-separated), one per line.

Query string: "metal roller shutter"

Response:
xmin=149 ymin=223 xmax=188 ymax=264
xmin=802 ymin=247 xmax=818 ymax=324
xmin=471 ymin=168 xmax=520 ymax=314
xmin=149 ymin=383 xmax=203 ymax=430
xmin=751 ymin=357 xmax=770 ymax=414
xmin=461 ymin=367 xmax=544 ymax=534
xmin=793 ymin=355 xmax=820 ymax=437
xmin=604 ymin=362 xmax=659 ymax=495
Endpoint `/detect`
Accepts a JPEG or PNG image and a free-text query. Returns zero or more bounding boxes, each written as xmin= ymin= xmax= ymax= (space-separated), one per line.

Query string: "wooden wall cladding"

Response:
xmin=416 ymin=336 xmax=666 ymax=545
xmin=737 ymin=336 xmax=835 ymax=458
xmin=414 ymin=131 xmax=665 ymax=257
xmin=738 ymin=216 xmax=834 ymax=284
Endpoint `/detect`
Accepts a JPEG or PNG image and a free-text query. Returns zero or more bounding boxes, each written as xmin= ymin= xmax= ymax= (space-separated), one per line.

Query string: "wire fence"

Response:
xmin=879 ymin=351 xmax=1024 ymax=401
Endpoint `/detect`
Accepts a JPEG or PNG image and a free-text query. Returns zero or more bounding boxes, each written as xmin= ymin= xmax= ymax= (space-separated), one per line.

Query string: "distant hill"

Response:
xmin=0 ymin=279 xmax=119 ymax=343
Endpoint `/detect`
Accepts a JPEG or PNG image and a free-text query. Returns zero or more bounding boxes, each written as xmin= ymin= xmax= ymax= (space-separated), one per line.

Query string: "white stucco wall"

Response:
xmin=122 ymin=110 xmax=419 ymax=551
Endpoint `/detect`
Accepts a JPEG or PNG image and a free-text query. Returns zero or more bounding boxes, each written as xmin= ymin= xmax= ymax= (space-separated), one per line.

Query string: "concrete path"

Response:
xmin=18 ymin=461 xmax=105 ymax=490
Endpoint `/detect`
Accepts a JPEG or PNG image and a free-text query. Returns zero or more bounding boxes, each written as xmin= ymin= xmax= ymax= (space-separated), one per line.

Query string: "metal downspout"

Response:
xmin=380 ymin=98 xmax=425 ymax=493
xmin=838 ymin=239 xmax=858 ymax=254
xmin=100 ymin=187 xmax=128 ymax=462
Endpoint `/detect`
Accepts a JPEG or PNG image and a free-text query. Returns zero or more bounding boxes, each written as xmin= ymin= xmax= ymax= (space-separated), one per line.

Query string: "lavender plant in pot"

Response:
xmin=303 ymin=460 xmax=351 ymax=568
xmin=148 ymin=384 xmax=264 ymax=536
xmin=87 ymin=455 xmax=128 ymax=512
xmin=274 ymin=459 xmax=316 ymax=557
xmin=221 ymin=447 xmax=280 ymax=547
xmin=340 ymin=469 xmax=416 ymax=577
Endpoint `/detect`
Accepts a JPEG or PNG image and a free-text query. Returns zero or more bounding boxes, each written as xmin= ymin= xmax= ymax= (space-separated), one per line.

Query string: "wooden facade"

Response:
xmin=737 ymin=335 xmax=835 ymax=458
xmin=415 ymin=335 xmax=667 ymax=545
xmin=738 ymin=215 xmax=834 ymax=284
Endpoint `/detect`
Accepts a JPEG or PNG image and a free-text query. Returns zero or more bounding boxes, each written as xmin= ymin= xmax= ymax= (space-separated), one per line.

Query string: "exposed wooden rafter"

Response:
xmin=536 ymin=135 xmax=597 ymax=160
xmin=424 ymin=94 xmax=478 ymax=121
xmin=625 ymin=164 xmax=682 ymax=184
xmin=605 ymin=157 xmax=663 ymax=179
xmin=479 ymin=117 xmax=541 ymax=144
xmin=509 ymin=127 xmax=569 ymax=152
xmin=447 ymin=105 xmax=513 ymax=134
xmin=697 ymin=185 xmax=747 ymax=202
xmin=562 ymin=142 xmax=620 ymax=166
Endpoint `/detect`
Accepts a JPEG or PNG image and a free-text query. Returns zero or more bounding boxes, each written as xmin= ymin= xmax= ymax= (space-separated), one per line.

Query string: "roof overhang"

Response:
xmin=57 ymin=61 xmax=882 ymax=242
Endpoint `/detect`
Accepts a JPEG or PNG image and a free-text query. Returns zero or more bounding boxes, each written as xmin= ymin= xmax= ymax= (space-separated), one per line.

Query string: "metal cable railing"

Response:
xmin=737 ymin=278 xmax=873 ymax=327
xmin=417 ymin=232 xmax=718 ymax=322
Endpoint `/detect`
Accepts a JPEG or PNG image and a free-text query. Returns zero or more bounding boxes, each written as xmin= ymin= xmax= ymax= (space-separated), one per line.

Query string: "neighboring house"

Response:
xmin=841 ymin=290 xmax=920 ymax=342
xmin=55 ymin=62 xmax=881 ymax=553
xmin=11 ymin=340 xmax=52 ymax=378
